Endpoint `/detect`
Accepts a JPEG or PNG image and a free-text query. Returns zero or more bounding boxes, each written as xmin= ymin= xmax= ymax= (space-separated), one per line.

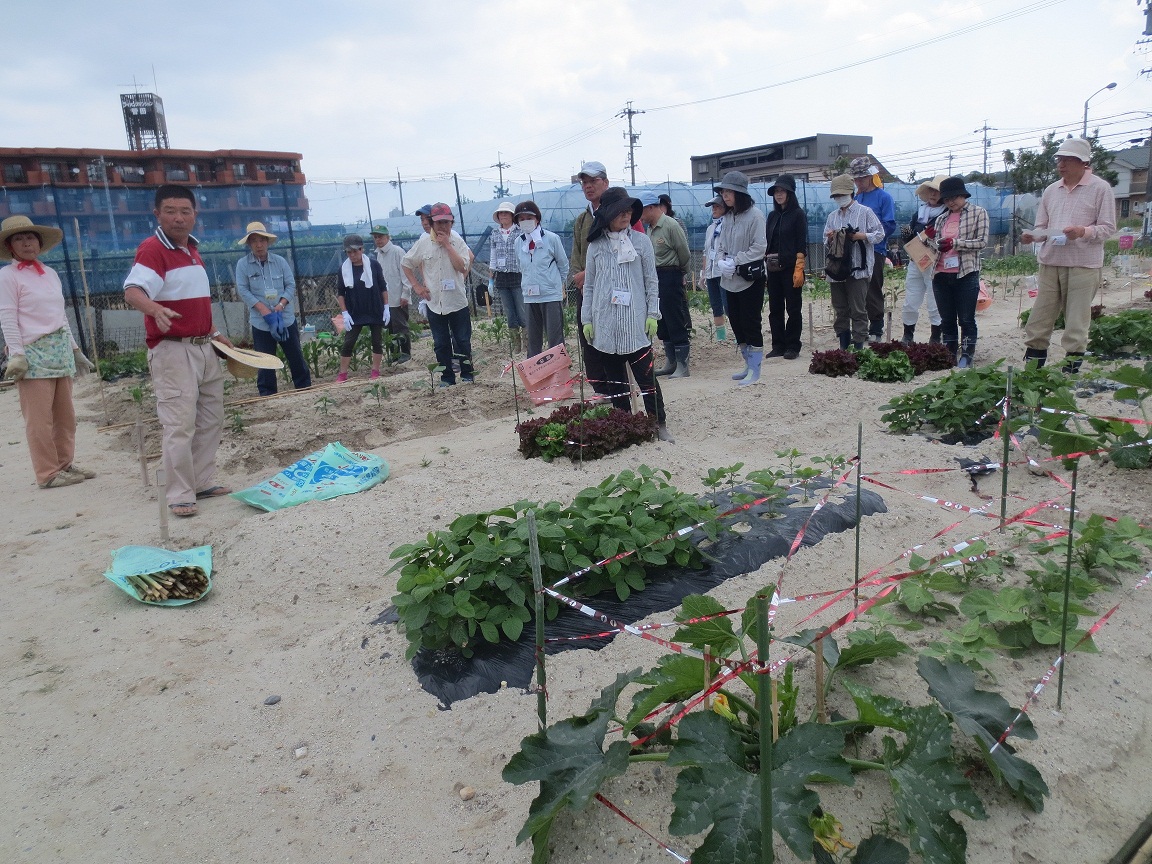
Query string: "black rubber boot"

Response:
xmin=655 ymin=341 xmax=676 ymax=376
xmin=868 ymin=319 xmax=884 ymax=342
xmin=852 ymin=342 xmax=865 ymax=351
xmin=838 ymin=332 xmax=851 ymax=350
xmin=1023 ymin=348 xmax=1047 ymax=368
xmin=929 ymin=325 xmax=942 ymax=344
xmin=901 ymin=325 xmax=915 ymax=345
xmin=1062 ymin=352 xmax=1084 ymax=374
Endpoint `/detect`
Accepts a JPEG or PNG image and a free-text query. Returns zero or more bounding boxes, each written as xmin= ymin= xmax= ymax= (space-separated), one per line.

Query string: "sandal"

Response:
xmin=168 ymin=502 xmax=198 ymax=517
xmin=195 ymin=486 xmax=232 ymax=499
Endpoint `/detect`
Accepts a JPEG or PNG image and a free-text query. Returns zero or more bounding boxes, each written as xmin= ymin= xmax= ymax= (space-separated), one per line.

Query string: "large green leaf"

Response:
xmin=843 ymin=682 xmax=986 ymax=864
xmin=503 ymin=670 xmax=641 ymax=863
xmin=668 ymin=713 xmax=854 ymax=862
xmin=623 ymin=654 xmax=707 ymax=733
xmin=917 ymin=656 xmax=1049 ymax=811
xmin=674 ymin=594 xmax=740 ymax=658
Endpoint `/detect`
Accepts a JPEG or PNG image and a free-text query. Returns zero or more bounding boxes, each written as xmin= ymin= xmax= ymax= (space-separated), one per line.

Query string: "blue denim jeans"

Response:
xmin=251 ymin=321 xmax=312 ymax=396
xmin=705 ymin=276 xmax=727 ymax=317
xmin=495 ymin=284 xmax=526 ymax=330
xmin=932 ymin=270 xmax=979 ymax=361
xmin=427 ymin=307 xmax=473 ymax=383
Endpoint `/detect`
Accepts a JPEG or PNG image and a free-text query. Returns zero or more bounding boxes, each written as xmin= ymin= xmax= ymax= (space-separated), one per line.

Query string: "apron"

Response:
xmin=23 ymin=327 xmax=75 ymax=379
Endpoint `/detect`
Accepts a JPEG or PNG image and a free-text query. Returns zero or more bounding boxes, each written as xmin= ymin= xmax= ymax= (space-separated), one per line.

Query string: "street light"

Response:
xmin=1082 ymin=82 xmax=1117 ymax=138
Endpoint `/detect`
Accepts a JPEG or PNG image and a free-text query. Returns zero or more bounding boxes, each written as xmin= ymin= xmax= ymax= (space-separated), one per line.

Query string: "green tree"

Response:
xmin=1003 ymin=132 xmax=1117 ymax=194
xmin=964 ymin=171 xmax=999 ymax=188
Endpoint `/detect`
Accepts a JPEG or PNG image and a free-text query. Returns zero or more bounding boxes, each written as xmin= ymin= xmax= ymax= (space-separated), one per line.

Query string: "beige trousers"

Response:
xmin=17 ymin=376 xmax=76 ymax=485
xmin=1023 ymin=264 xmax=1101 ymax=355
xmin=147 ymin=340 xmax=225 ymax=505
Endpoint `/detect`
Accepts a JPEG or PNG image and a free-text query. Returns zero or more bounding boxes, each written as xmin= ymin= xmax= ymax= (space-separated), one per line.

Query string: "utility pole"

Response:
xmin=492 ymin=152 xmax=510 ymax=199
xmin=974 ymin=121 xmax=997 ymax=175
xmin=947 ymin=152 xmax=955 ymax=175
xmin=617 ymin=101 xmax=644 ymax=185
xmin=389 ymin=169 xmax=405 ymax=215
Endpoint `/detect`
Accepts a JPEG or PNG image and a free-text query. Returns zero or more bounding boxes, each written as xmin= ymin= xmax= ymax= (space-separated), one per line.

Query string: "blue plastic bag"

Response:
xmin=230 ymin=441 xmax=388 ymax=512
xmin=104 ymin=544 xmax=214 ymax=607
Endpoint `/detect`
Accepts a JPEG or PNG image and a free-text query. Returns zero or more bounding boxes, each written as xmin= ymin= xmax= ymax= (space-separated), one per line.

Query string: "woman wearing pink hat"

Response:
xmin=0 ymin=216 xmax=96 ymax=488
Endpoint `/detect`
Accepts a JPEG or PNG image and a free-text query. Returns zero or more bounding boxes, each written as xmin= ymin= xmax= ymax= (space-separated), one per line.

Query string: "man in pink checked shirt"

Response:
xmin=1021 ymin=137 xmax=1116 ymax=374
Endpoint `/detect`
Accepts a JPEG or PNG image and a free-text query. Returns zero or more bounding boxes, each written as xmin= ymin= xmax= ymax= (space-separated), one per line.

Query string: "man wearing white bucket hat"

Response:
xmin=234 ymin=221 xmax=310 ymax=396
xmin=123 ymin=184 xmax=234 ymax=517
xmin=1021 ymin=137 xmax=1115 ymax=373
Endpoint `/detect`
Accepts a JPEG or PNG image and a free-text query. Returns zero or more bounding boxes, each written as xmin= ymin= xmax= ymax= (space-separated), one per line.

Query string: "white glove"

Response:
xmin=382 ymin=306 xmax=391 ymax=326
xmin=718 ymin=257 xmax=737 ymax=277
xmin=418 ymin=299 xmax=429 ymax=317
xmin=341 ymin=310 xmax=354 ymax=331
xmin=73 ymin=349 xmax=95 ymax=376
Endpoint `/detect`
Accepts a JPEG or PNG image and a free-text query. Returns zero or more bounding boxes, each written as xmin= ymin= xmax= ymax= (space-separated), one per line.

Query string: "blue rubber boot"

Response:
xmin=732 ymin=344 xmax=750 ymax=380
xmin=737 ymin=348 xmax=763 ymax=387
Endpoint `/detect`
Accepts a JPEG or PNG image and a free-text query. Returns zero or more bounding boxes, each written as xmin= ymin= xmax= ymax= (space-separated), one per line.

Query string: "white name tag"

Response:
xmin=944 ymin=256 xmax=959 ymax=269
xmin=442 ymin=279 xmax=458 ymax=292
xmin=524 ymin=284 xmax=541 ymax=297
xmin=496 ymin=257 xmax=507 ymax=268
xmin=610 ymin=289 xmax=632 ymax=306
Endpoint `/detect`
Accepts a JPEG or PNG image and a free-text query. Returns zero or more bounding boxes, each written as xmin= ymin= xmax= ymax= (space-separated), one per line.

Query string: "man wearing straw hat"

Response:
xmin=123 ymin=184 xmax=233 ymax=518
xmin=235 ymin=221 xmax=311 ymax=395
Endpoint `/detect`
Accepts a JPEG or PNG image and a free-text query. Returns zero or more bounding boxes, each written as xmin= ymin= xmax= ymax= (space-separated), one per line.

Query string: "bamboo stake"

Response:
xmin=157 ymin=468 xmax=169 ymax=543
xmin=814 ymin=637 xmax=827 ymax=724
xmin=72 ymin=218 xmax=109 ymax=425
xmin=853 ymin=422 xmax=863 ymax=609
xmin=756 ymin=595 xmax=774 ymax=864
xmin=136 ymin=418 xmax=150 ymax=486
xmin=807 ymin=302 xmax=814 ymax=352
xmin=527 ymin=510 xmax=547 ymax=731
xmin=1057 ymin=462 xmax=1078 ymax=710
xmin=1001 ymin=366 xmax=1013 ymax=532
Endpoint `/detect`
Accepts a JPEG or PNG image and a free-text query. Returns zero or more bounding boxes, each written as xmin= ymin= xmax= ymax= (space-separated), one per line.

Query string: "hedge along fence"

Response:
xmin=383 ymin=371 xmax=1152 ymax=862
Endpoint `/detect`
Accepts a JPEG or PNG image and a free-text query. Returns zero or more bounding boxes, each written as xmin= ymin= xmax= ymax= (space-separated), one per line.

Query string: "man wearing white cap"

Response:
xmin=235 ymin=221 xmax=311 ymax=395
xmin=1021 ymin=137 xmax=1116 ymax=373
xmin=568 ymin=161 xmax=616 ymax=399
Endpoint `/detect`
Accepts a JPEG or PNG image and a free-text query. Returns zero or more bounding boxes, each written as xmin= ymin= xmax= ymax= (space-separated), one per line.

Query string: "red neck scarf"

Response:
xmin=15 ymin=259 xmax=46 ymax=275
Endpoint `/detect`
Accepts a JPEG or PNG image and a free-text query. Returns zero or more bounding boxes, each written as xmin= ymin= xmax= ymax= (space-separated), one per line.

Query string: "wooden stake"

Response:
xmin=807 ymin=302 xmax=814 ymax=351
xmin=1001 ymin=366 xmax=1013 ymax=532
xmin=853 ymin=422 xmax=863 ymax=609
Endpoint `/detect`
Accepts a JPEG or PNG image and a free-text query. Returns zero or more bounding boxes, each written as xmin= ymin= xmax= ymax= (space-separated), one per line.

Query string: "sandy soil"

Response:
xmin=2 ymin=267 xmax=1151 ymax=864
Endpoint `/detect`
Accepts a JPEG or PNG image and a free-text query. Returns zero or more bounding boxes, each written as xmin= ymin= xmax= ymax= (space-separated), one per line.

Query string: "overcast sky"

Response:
xmin=4 ymin=0 xmax=1150 ymax=223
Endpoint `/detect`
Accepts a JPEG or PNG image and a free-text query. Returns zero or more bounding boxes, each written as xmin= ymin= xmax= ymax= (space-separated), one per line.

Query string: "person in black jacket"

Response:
xmin=764 ymin=175 xmax=808 ymax=360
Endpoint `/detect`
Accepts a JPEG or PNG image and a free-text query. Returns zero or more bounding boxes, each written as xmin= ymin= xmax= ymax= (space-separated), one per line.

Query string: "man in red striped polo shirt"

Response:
xmin=124 ymin=185 xmax=235 ymax=517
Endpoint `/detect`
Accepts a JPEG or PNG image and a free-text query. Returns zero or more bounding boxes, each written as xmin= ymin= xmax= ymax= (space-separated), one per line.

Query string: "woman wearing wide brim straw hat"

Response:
xmin=899 ymin=174 xmax=948 ymax=345
xmin=0 ymin=215 xmax=98 ymax=488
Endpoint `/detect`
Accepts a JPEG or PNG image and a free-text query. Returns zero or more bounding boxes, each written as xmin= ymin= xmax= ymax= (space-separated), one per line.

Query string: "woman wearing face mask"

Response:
xmin=763 ymin=174 xmax=808 ymax=360
xmin=580 ymin=187 xmax=672 ymax=441
xmin=699 ymin=194 xmax=729 ymax=341
xmin=714 ymin=171 xmax=768 ymax=386
xmin=930 ymin=177 xmax=989 ymax=368
xmin=512 ymin=201 xmax=568 ymax=357
xmin=900 ymin=175 xmax=947 ymax=344
xmin=823 ymin=174 xmax=885 ymax=350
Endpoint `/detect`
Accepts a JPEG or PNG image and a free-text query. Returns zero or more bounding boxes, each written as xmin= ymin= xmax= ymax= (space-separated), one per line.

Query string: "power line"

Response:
xmin=644 ymin=0 xmax=1067 ymax=113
